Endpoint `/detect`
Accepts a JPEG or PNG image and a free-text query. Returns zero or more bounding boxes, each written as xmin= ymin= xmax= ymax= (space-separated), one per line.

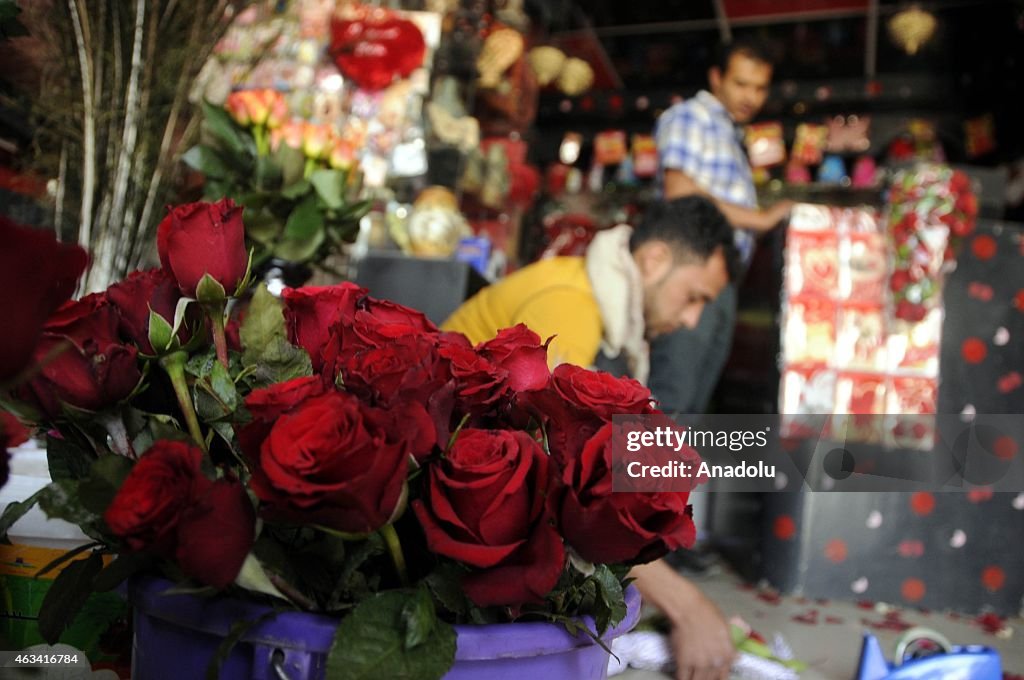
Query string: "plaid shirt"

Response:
xmin=655 ymin=90 xmax=757 ymax=263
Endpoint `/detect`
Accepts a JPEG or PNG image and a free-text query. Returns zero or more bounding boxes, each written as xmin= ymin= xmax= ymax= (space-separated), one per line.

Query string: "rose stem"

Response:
xmin=381 ymin=524 xmax=409 ymax=587
xmin=207 ymin=306 xmax=230 ymax=370
xmin=160 ymin=351 xmax=208 ymax=453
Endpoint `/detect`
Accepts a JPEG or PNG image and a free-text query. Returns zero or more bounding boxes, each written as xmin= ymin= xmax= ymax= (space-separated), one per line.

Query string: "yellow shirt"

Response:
xmin=441 ymin=257 xmax=603 ymax=369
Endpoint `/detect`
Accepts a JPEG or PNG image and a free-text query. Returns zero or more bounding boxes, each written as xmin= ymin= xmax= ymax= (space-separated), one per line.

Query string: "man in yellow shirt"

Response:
xmin=444 ymin=196 xmax=737 ymax=381
xmin=443 ymin=196 xmax=741 ymax=679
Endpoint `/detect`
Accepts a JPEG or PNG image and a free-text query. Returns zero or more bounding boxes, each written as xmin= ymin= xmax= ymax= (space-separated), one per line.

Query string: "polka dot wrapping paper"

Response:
xmin=763 ymin=220 xmax=1024 ymax=616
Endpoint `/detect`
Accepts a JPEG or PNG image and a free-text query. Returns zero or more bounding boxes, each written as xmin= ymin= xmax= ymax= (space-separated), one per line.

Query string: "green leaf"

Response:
xmin=35 ymin=541 xmax=103 ymax=579
xmin=424 ymin=564 xmax=471 ymax=619
xmin=77 ymin=454 xmax=134 ymax=515
xmin=38 ymin=479 xmax=98 ymax=527
xmin=195 ymin=273 xmax=227 ymax=304
xmin=37 ymin=551 xmax=104 ymax=644
xmin=46 ymin=433 xmax=94 ymax=481
xmin=183 ymin=145 xmax=232 ymax=180
xmin=326 ymin=590 xmax=456 ymax=680
xmin=281 ymin=178 xmax=312 ymax=200
xmin=194 ymin=359 xmax=239 ymax=422
xmin=275 ymin=194 xmax=325 ymax=262
xmin=274 ymin=230 xmax=325 ymax=263
xmin=239 ymin=284 xmax=313 ymax=387
xmin=92 ymin=552 xmax=153 ymax=592
xmin=0 ymin=486 xmax=46 ymax=542
xmin=0 ymin=0 xmax=28 ymax=40
xmin=327 ymin=534 xmax=385 ymax=610
xmin=401 ymin=586 xmax=436 ymax=650
xmin=283 ymin=194 xmax=325 ymax=240
xmin=148 ymin=309 xmax=175 ymax=353
xmin=201 ymin=99 xmax=250 ymax=157
xmin=185 ymin=346 xmax=219 ymax=380
xmin=310 ymin=169 xmax=346 ymax=210
xmin=591 ymin=564 xmax=627 ymax=634
xmin=245 ymin=207 xmax=285 ymax=245
xmin=275 ymin=144 xmax=307 ymax=188
xmin=254 ymin=154 xmax=283 ymax=190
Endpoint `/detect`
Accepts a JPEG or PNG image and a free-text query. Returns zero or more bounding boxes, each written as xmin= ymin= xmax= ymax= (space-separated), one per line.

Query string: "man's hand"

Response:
xmin=763 ymin=199 xmax=796 ymax=230
xmin=630 ymin=559 xmax=735 ymax=680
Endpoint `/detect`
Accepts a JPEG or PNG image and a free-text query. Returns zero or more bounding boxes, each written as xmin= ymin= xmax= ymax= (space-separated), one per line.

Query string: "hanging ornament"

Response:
xmin=527 ymin=46 xmax=567 ymax=87
xmin=887 ymin=5 xmax=938 ymax=55
xmin=476 ymin=28 xmax=525 ymax=88
xmin=557 ymin=58 xmax=594 ymax=97
xmin=329 ymin=8 xmax=426 ymax=91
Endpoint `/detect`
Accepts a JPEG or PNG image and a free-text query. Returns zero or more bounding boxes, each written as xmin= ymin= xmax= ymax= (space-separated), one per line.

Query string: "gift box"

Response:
xmin=753 ymin=221 xmax=1024 ymax=617
xmin=783 ymin=297 xmax=836 ymax=365
xmin=786 ymin=231 xmax=839 ymax=298
xmin=836 ymin=303 xmax=887 ymax=371
xmin=840 ymin=232 xmax=887 ymax=301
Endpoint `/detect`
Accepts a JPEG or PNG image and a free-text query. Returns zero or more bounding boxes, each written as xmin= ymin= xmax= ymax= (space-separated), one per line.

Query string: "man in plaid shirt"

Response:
xmin=651 ymin=40 xmax=793 ymax=416
xmin=642 ymin=40 xmax=793 ymax=680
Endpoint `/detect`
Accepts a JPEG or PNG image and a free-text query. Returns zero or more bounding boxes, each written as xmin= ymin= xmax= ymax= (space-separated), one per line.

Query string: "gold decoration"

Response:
xmin=407 ymin=207 xmax=473 ymax=257
xmin=556 ymin=57 xmax=594 ymax=97
xmin=476 ymin=28 xmax=525 ymax=88
xmin=414 ymin=186 xmax=460 ymax=212
xmin=527 ymin=46 xmax=567 ymax=86
xmin=425 ymin=102 xmax=480 ymax=153
xmin=887 ymin=5 xmax=937 ymax=55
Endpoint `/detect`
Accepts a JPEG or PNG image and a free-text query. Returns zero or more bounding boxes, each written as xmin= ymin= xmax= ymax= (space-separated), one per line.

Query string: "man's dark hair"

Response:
xmin=630 ymin=196 xmax=741 ymax=282
xmin=715 ymin=38 xmax=775 ymax=74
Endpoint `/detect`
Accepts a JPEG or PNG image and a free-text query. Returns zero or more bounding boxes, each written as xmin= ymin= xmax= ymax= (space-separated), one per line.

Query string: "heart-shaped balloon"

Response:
xmin=329 ymin=11 xmax=426 ymax=91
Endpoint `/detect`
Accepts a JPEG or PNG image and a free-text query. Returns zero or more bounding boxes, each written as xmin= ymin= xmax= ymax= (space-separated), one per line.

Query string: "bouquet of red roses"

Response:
xmin=0 ymin=199 xmax=698 ymax=678
xmin=885 ymin=164 xmax=978 ymax=321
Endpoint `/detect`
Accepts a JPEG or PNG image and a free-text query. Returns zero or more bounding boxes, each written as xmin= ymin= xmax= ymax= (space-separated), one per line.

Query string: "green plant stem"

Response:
xmin=160 ymin=351 xmax=207 ymax=452
xmin=380 ymin=524 xmax=409 ymax=587
xmin=303 ymin=156 xmax=317 ymax=179
xmin=253 ymin=125 xmax=269 ymax=156
xmin=206 ymin=305 xmax=230 ymax=370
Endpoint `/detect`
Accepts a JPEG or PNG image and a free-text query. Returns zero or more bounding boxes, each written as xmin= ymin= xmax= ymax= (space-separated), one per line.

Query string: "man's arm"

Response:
xmin=631 ymin=559 xmax=735 ymax=680
xmin=663 ymin=168 xmax=792 ymax=233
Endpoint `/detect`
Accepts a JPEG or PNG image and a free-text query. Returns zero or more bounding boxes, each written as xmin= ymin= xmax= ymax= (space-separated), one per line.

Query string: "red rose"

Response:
xmin=322 ymin=298 xmax=438 ymax=371
xmin=556 ymin=424 xmax=696 ymax=564
xmin=0 ymin=216 xmax=87 ymax=383
xmin=341 ymin=334 xmax=445 ymax=407
xmin=365 ymin=298 xmax=438 ymax=333
xmin=106 ymin=268 xmax=187 ymax=353
xmin=526 ymin=365 xmax=655 ymax=466
xmin=156 ymin=199 xmax=248 ymax=298
xmin=19 ymin=295 xmax=141 ymax=418
xmin=955 ymin=192 xmax=978 ymax=219
xmin=895 ymin=300 xmax=928 ymax=322
xmin=950 ymin=170 xmax=971 ymax=194
xmin=176 ymin=478 xmax=257 ymax=588
xmin=551 ymin=364 xmax=654 ymax=419
xmin=437 ymin=344 xmax=509 ymax=411
xmin=477 ymin=324 xmax=551 ymax=392
xmin=104 ymin=440 xmax=254 ymax=588
xmin=236 ymin=376 xmax=326 ymax=457
xmin=1 ymin=410 xmax=29 ymax=449
xmin=412 ymin=429 xmax=564 ymax=607
xmin=889 ymin=269 xmax=911 ymax=293
xmin=282 ymin=283 xmax=365 ymax=371
xmin=1 ymin=410 xmax=31 ymax=489
xmin=244 ymin=391 xmax=411 ymax=534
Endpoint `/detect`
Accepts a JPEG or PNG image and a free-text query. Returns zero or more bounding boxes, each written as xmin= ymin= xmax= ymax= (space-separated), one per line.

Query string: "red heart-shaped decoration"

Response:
xmin=329 ymin=12 xmax=425 ymax=91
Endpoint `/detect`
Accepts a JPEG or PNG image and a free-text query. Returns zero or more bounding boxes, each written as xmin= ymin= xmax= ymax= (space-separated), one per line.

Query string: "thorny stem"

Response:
xmin=160 ymin=351 xmax=207 ymax=452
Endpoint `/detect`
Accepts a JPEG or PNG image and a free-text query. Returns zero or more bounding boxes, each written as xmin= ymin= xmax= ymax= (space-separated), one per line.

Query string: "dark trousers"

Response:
xmin=647 ymin=283 xmax=737 ymax=415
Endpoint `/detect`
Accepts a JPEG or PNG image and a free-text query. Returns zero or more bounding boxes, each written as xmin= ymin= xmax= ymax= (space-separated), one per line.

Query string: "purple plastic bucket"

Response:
xmin=129 ymin=577 xmax=641 ymax=679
